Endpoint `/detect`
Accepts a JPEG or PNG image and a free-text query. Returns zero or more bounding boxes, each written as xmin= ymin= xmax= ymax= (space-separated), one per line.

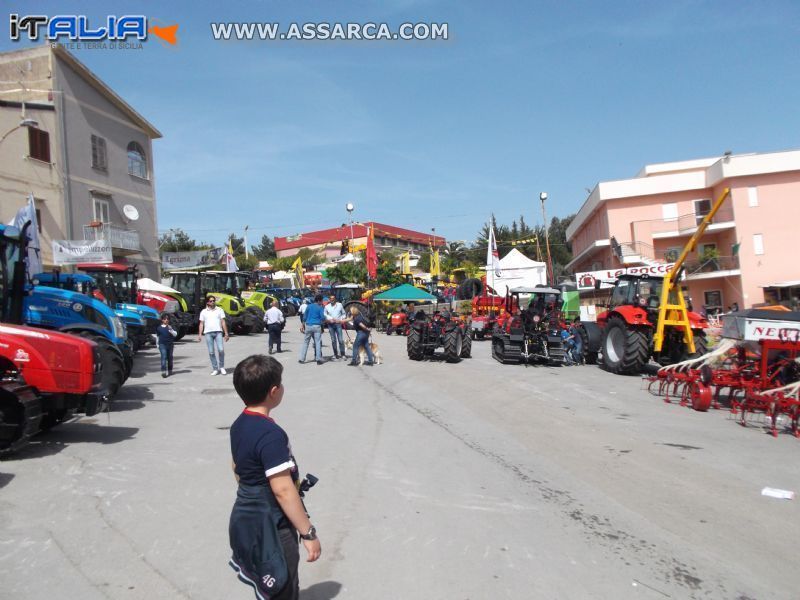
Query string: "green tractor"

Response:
xmin=164 ymin=271 xmax=251 ymax=335
xmin=210 ymin=271 xmax=269 ymax=334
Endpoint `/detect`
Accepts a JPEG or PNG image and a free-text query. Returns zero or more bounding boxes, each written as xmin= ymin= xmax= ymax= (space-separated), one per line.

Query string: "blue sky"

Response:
xmin=3 ymin=1 xmax=799 ymax=248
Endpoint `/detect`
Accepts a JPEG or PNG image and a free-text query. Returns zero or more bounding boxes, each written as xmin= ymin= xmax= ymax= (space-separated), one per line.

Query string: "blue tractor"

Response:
xmin=1 ymin=223 xmax=131 ymax=397
xmin=33 ymin=271 xmax=156 ymax=353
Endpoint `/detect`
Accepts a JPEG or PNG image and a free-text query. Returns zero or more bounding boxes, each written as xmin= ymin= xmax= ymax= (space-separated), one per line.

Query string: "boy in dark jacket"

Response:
xmin=155 ymin=313 xmax=177 ymax=377
xmin=229 ymin=355 xmax=321 ymax=600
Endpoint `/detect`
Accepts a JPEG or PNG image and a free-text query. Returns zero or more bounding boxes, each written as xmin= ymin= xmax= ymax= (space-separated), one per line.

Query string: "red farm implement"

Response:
xmin=645 ymin=309 xmax=800 ymax=438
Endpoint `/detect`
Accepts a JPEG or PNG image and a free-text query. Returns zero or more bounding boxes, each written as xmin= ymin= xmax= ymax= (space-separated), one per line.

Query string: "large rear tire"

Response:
xmin=460 ymin=328 xmax=472 ymax=358
xmin=407 ymin=328 xmax=424 ymax=360
xmin=601 ymin=316 xmax=650 ymax=375
xmin=0 ymin=382 xmax=41 ymax=456
xmin=286 ymin=303 xmax=297 ymax=317
xmin=246 ymin=306 xmax=265 ymax=333
xmin=443 ymin=327 xmax=463 ymax=363
xmin=77 ymin=331 xmax=125 ymax=398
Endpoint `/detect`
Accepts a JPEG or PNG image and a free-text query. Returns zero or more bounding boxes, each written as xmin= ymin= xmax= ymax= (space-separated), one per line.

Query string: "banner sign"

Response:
xmin=160 ymin=247 xmax=225 ymax=270
xmin=575 ymin=263 xmax=676 ymax=291
xmin=52 ymin=240 xmax=112 ymax=265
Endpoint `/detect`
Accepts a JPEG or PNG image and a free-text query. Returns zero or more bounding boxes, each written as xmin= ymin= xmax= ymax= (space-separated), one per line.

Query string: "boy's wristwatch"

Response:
xmin=299 ymin=525 xmax=317 ymax=541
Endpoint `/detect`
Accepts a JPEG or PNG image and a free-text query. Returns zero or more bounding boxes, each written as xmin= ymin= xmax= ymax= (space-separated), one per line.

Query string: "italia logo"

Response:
xmin=9 ymin=14 xmax=178 ymax=45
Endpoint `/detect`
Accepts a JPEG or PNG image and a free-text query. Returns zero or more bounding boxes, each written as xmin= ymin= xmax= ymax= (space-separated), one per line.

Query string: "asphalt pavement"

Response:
xmin=1 ymin=320 xmax=798 ymax=599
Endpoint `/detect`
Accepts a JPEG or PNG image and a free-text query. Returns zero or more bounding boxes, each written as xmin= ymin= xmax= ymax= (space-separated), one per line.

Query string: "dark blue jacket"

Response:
xmin=155 ymin=324 xmax=177 ymax=346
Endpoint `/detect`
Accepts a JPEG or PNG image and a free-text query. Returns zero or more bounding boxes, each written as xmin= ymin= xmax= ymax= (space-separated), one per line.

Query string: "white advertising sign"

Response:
xmin=161 ymin=247 xmax=225 ymax=270
xmin=575 ymin=263 xmax=676 ymax=290
xmin=743 ymin=319 xmax=800 ymax=343
xmin=52 ymin=240 xmax=112 ymax=265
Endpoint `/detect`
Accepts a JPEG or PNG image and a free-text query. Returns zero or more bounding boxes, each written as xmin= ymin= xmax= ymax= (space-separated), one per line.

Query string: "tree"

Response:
xmin=251 ymin=235 xmax=275 ymax=260
xmin=159 ymin=228 xmax=204 ymax=252
xmin=416 ymin=250 xmax=432 ymax=273
xmin=326 ymin=261 xmax=366 ymax=285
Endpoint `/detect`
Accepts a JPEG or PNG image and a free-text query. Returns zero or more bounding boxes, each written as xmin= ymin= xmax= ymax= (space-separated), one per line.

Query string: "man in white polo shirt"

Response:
xmin=198 ymin=295 xmax=230 ymax=375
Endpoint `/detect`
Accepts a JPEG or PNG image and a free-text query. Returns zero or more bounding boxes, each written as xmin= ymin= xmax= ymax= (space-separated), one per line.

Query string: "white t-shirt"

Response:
xmin=199 ymin=306 xmax=226 ymax=333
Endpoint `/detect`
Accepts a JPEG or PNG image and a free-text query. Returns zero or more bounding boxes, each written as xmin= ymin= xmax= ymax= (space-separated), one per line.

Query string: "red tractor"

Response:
xmin=597 ymin=274 xmax=708 ymax=374
xmin=0 ymin=224 xmax=106 ymax=454
xmin=407 ymin=309 xmax=472 ymax=362
xmin=386 ymin=311 xmax=411 ymax=336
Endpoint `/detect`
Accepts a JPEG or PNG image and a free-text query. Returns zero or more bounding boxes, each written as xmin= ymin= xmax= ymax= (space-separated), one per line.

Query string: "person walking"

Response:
xmin=265 ymin=300 xmax=285 ymax=354
xmin=155 ymin=312 xmax=177 ymax=377
xmin=198 ymin=295 xmax=230 ymax=375
xmin=324 ymin=294 xmax=346 ymax=359
xmin=347 ymin=305 xmax=375 ymax=367
xmin=299 ymin=294 xmax=325 ymax=365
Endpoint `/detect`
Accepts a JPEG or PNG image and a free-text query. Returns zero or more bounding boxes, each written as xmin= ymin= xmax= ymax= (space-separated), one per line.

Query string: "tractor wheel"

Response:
xmin=246 ymin=307 xmax=265 ymax=333
xmin=77 ymin=331 xmax=126 ymax=398
xmin=286 ymin=303 xmax=297 ymax=317
xmin=575 ymin=325 xmax=592 ymax=364
xmin=691 ymin=331 xmax=708 ymax=358
xmin=175 ymin=326 xmax=186 ymax=341
xmin=460 ymin=329 xmax=472 ymax=358
xmin=601 ymin=316 xmax=650 ymax=375
xmin=0 ymin=382 xmax=41 ymax=456
xmin=407 ymin=328 xmax=424 ymax=360
xmin=443 ymin=328 xmax=463 ymax=363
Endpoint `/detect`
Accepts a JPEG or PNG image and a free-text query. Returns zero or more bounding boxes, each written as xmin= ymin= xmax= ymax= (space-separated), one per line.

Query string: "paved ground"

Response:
xmin=1 ymin=320 xmax=799 ymax=599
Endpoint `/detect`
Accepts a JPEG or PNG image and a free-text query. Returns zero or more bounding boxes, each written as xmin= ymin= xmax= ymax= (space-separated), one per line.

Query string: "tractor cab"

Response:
xmin=210 ymin=270 xmax=267 ymax=333
xmin=167 ymin=271 xmax=252 ymax=334
xmin=607 ymin=275 xmax=663 ymax=316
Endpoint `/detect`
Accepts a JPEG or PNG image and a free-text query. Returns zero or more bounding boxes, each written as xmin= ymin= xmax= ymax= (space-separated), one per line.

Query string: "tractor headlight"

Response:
xmin=111 ymin=315 xmax=126 ymax=339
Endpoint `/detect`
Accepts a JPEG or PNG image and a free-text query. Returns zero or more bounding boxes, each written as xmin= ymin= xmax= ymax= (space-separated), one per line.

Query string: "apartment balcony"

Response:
xmin=683 ymin=255 xmax=741 ymax=281
xmin=83 ymin=223 xmax=141 ymax=255
xmin=632 ymin=205 xmax=736 ymax=241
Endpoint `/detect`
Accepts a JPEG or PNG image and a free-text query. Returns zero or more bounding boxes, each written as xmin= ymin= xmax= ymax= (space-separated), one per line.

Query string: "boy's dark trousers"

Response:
xmin=158 ymin=343 xmax=174 ymax=373
xmin=268 ymin=323 xmax=283 ymax=353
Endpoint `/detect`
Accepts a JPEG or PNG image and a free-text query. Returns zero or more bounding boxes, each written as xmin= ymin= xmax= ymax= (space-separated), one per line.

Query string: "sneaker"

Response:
xmin=162 ymin=371 xmax=168 ymax=378
xmin=347 ymin=362 xmax=358 ymax=367
xmin=365 ymin=361 xmax=374 ymax=366
xmin=298 ymin=360 xmax=304 ymax=364
xmin=220 ymin=368 xmax=227 ymax=375
xmin=316 ymin=360 xmax=323 ymax=365
xmin=211 ymin=369 xmax=219 ymax=376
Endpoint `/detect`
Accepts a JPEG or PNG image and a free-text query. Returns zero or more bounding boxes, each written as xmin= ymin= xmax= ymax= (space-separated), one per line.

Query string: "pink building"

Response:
xmin=566 ymin=150 xmax=800 ymax=312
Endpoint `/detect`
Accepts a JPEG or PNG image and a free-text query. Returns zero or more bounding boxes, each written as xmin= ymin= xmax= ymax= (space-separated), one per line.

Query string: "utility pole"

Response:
xmin=540 ymin=192 xmax=554 ymax=285
xmin=244 ymin=225 xmax=249 ymax=259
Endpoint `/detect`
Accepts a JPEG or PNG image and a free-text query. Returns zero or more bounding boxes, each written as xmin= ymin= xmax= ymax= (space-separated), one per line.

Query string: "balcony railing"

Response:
xmin=83 ymin=223 xmax=141 ymax=253
xmin=684 ymin=255 xmax=740 ymax=277
xmin=632 ymin=205 xmax=736 ymax=240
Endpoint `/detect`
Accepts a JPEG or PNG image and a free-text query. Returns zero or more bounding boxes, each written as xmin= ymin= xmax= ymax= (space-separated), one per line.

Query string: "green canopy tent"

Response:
xmin=372 ymin=283 xmax=436 ymax=302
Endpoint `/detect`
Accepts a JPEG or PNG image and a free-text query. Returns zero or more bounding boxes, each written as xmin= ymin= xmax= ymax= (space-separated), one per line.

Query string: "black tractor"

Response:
xmin=491 ymin=287 xmax=568 ymax=365
xmin=407 ymin=309 xmax=471 ymax=363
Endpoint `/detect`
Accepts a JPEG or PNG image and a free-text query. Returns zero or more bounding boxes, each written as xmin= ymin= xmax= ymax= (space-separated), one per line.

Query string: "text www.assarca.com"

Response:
xmin=210 ymin=22 xmax=448 ymax=41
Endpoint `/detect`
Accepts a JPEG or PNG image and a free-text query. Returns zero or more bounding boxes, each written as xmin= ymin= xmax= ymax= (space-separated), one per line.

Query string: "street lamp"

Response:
xmin=345 ymin=202 xmax=355 ymax=249
xmin=540 ymin=191 xmax=554 ymax=285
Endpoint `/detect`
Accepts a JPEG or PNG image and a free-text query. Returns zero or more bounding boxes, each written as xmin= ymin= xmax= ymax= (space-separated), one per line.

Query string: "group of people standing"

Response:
xmin=296 ymin=294 xmax=375 ymax=366
xmin=158 ymin=292 xmax=378 ymax=377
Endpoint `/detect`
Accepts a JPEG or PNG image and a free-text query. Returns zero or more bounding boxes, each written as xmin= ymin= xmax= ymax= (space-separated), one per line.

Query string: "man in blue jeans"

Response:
xmin=299 ymin=294 xmax=325 ymax=365
xmin=198 ymin=295 xmax=230 ymax=375
xmin=323 ymin=294 xmax=346 ymax=359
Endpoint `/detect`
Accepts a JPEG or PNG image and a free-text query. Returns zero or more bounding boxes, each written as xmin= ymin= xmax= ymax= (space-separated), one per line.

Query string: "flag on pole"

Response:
xmin=487 ymin=224 xmax=502 ymax=278
xmin=225 ymin=240 xmax=238 ymax=272
xmin=429 ymin=244 xmax=440 ymax=277
xmin=291 ymin=256 xmax=304 ymax=287
xmin=399 ymin=252 xmax=411 ymax=275
xmin=366 ymin=225 xmax=378 ymax=279
xmin=9 ymin=194 xmax=42 ymax=277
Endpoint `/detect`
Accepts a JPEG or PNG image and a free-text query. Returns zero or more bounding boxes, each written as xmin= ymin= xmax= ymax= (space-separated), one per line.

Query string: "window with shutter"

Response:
xmin=28 ymin=127 xmax=50 ymax=163
xmin=91 ymin=135 xmax=108 ymax=170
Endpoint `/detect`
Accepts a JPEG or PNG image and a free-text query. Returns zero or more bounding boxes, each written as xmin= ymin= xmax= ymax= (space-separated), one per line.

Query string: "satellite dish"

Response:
xmin=123 ymin=204 xmax=140 ymax=222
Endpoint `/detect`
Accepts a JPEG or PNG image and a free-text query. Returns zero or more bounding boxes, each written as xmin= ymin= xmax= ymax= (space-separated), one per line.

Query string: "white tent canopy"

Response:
xmin=488 ymin=248 xmax=547 ymax=296
xmin=137 ymin=277 xmax=180 ymax=295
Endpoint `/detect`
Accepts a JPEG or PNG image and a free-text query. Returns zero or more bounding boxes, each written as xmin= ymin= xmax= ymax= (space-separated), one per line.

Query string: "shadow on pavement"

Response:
xmin=0 ymin=472 xmax=15 ymax=488
xmin=109 ymin=383 xmax=175 ymax=412
xmin=4 ymin=422 xmax=139 ymax=460
xmin=301 ymin=581 xmax=342 ymax=600
xmin=127 ymin=351 xmax=191 ymax=379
